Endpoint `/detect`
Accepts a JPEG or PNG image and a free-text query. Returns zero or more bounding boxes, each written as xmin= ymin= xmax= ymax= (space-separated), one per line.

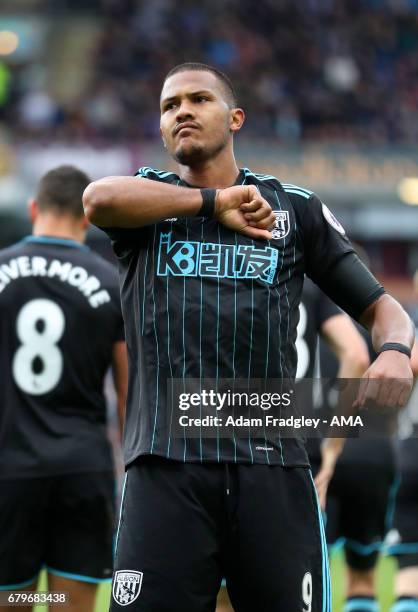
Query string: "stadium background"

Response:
xmin=0 ymin=0 xmax=417 ymax=609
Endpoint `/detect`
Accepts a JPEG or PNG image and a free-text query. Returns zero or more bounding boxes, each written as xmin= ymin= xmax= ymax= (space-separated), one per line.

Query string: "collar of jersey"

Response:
xmin=21 ymin=235 xmax=90 ymax=251
xmin=178 ymin=168 xmax=246 ymax=188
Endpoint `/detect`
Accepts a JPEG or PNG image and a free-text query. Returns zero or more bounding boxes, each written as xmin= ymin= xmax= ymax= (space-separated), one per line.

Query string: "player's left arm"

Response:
xmin=298 ymin=191 xmax=414 ymax=407
xmin=111 ymin=341 xmax=128 ymax=438
xmin=321 ymin=254 xmax=414 ymax=407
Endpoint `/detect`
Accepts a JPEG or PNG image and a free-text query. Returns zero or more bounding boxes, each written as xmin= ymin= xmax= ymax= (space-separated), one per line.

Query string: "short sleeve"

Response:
xmin=100 ymin=226 xmax=147 ymax=260
xmin=297 ymin=193 xmax=354 ymax=282
xmin=101 ymin=166 xmax=176 ymax=260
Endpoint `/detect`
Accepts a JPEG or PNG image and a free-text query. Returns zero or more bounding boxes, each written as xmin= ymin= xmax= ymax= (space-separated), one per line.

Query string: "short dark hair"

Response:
xmin=36 ymin=165 xmax=91 ymax=218
xmin=164 ymin=62 xmax=238 ymax=108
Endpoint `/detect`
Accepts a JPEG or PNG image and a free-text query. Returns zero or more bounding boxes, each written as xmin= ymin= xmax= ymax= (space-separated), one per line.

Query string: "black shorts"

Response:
xmin=387 ymin=441 xmax=418 ymax=569
xmin=0 ymin=471 xmax=115 ymax=589
xmin=111 ymin=456 xmax=330 ymax=612
xmin=312 ymin=452 xmax=396 ymax=571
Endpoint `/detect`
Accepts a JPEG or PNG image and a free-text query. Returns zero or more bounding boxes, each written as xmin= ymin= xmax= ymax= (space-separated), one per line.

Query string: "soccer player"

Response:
xmin=315 ymin=244 xmax=402 ymax=612
xmin=83 ymin=62 xmax=414 ymax=612
xmin=318 ymin=325 xmax=398 ymax=612
xmin=0 ymin=166 xmax=127 ymax=612
xmin=388 ymin=339 xmax=418 ymax=612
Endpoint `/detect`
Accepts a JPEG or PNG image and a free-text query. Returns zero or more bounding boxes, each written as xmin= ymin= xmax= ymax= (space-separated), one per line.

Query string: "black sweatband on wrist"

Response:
xmin=378 ymin=342 xmax=411 ymax=358
xmin=198 ymin=188 xmax=217 ymax=218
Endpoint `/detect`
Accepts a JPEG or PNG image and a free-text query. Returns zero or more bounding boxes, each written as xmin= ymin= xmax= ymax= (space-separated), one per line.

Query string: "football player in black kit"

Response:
xmin=0 ymin=166 xmax=127 ymax=612
xmin=318 ymin=317 xmax=398 ymax=612
xmin=84 ymin=63 xmax=414 ymax=612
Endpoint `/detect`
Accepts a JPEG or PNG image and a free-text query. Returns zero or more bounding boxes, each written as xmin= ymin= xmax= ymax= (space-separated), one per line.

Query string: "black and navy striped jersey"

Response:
xmin=106 ymin=167 xmax=356 ymax=466
xmin=0 ymin=236 xmax=124 ymax=478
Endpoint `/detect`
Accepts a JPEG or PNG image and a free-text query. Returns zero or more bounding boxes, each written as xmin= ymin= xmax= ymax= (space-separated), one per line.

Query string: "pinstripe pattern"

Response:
xmin=231 ymin=230 xmax=238 ymax=462
xmin=166 ymin=219 xmax=175 ymax=458
xmin=181 ymin=218 xmax=190 ymax=462
xmin=141 ymin=245 xmax=149 ymax=336
xmin=251 ymin=183 xmax=272 ymax=465
xmin=273 ymin=189 xmax=287 ymax=466
xmin=263 ymin=280 xmax=272 ymax=465
xmin=199 ymin=221 xmax=204 ymax=462
xmin=216 ymin=224 xmax=221 ymax=462
xmin=247 ymin=248 xmax=255 ymax=463
xmin=116 ymin=166 xmax=351 ymax=466
xmin=166 ymin=181 xmax=181 ymax=458
xmin=150 ymin=225 xmax=160 ymax=454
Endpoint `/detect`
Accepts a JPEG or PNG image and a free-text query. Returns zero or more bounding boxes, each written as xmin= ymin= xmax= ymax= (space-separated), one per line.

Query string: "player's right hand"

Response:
xmin=214 ymin=185 xmax=276 ymax=240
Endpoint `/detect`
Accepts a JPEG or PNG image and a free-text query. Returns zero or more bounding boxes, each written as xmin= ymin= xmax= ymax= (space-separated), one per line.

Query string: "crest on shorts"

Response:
xmin=272 ymin=210 xmax=290 ymax=240
xmin=112 ymin=570 xmax=143 ymax=606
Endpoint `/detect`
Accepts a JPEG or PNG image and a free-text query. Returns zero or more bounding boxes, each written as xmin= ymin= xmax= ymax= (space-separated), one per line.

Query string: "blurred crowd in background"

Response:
xmin=0 ymin=0 xmax=417 ymax=307
xmin=1 ymin=0 xmax=418 ymax=144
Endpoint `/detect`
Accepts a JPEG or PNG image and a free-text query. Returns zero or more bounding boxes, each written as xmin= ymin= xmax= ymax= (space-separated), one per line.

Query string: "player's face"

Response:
xmin=160 ymin=71 xmax=242 ymax=166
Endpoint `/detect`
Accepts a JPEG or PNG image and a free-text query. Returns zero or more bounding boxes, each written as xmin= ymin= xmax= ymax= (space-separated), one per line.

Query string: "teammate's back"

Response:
xmin=0 ymin=236 xmax=123 ymax=477
xmin=0 ymin=165 xmax=126 ymax=612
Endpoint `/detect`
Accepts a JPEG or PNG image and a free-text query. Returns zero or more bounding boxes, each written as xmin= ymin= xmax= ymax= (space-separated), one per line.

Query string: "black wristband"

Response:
xmin=378 ymin=342 xmax=411 ymax=358
xmin=198 ymin=188 xmax=217 ymax=218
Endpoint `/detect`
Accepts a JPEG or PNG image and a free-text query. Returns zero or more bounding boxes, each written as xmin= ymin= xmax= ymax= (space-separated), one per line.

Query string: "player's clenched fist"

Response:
xmin=214 ymin=185 xmax=276 ymax=239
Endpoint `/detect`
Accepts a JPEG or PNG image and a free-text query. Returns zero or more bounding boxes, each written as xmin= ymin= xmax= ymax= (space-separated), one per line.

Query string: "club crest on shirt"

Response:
xmin=272 ymin=211 xmax=290 ymax=240
xmin=112 ymin=570 xmax=143 ymax=606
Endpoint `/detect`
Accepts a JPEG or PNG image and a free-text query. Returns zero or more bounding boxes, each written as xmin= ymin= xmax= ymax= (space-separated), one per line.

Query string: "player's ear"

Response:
xmin=230 ymin=108 xmax=245 ymax=134
xmin=28 ymin=199 xmax=38 ymax=223
xmin=81 ymin=214 xmax=89 ymax=229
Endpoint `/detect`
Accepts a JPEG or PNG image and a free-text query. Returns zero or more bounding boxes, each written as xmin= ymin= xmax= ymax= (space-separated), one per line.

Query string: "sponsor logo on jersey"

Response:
xmin=255 ymin=445 xmax=274 ymax=451
xmin=112 ymin=570 xmax=143 ymax=606
xmin=272 ymin=211 xmax=290 ymax=240
xmin=157 ymin=232 xmax=278 ymax=284
xmin=321 ymin=203 xmax=345 ymax=235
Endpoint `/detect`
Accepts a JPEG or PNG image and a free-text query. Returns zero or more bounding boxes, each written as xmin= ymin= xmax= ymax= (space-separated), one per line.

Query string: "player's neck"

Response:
xmin=33 ymin=216 xmax=86 ymax=244
xmin=178 ymin=148 xmax=240 ymax=188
